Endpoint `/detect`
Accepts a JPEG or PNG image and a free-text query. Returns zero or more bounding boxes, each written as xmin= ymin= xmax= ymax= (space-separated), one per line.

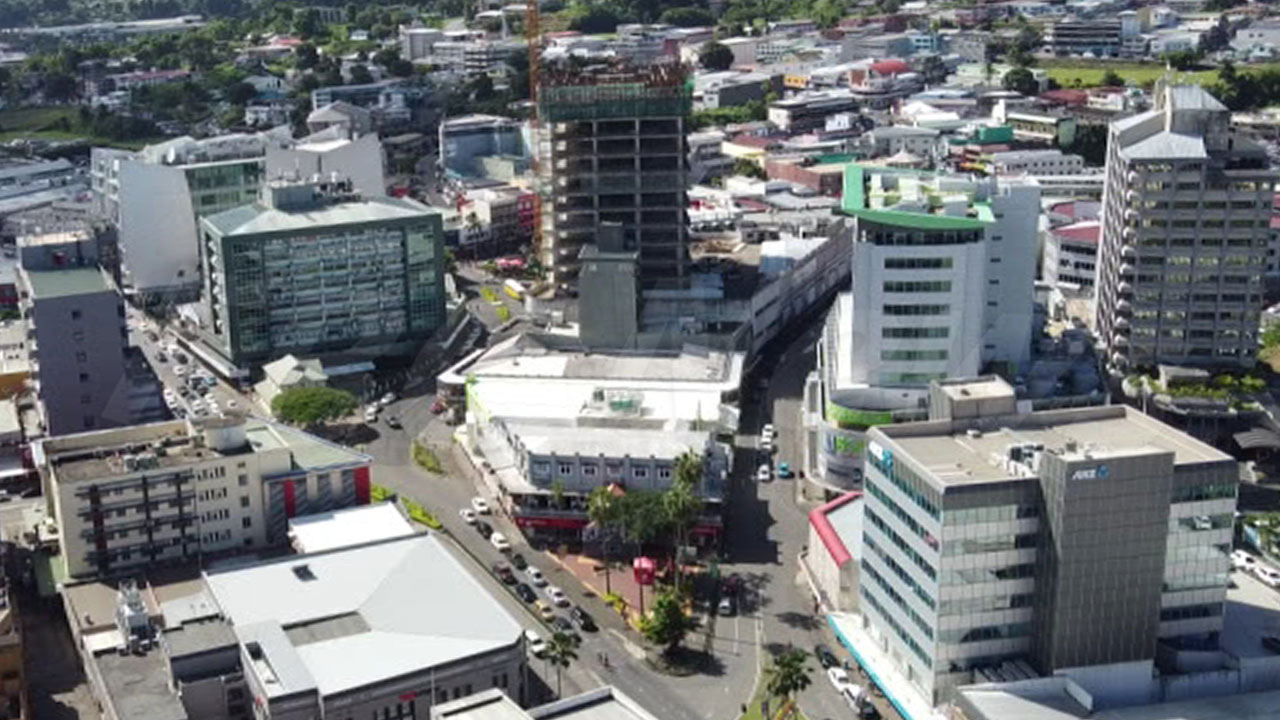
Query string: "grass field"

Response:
xmin=0 ymin=106 xmax=161 ymax=149
xmin=1039 ymin=59 xmax=1220 ymax=88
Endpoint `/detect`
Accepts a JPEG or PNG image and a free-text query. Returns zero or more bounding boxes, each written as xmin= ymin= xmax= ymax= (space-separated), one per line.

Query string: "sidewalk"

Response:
xmin=827 ymin=613 xmax=944 ymax=720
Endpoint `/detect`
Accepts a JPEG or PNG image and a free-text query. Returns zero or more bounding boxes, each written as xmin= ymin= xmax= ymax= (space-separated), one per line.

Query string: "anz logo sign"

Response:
xmin=1071 ymin=464 xmax=1110 ymax=481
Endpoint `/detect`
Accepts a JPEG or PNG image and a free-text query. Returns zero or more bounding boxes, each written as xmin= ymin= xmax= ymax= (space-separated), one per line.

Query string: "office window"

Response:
xmin=79 ymin=372 xmax=89 ymax=383
xmin=238 ymin=474 xmax=249 ymax=486
xmin=242 ymin=517 xmax=252 ymax=528
xmin=71 ymin=310 xmax=81 ymax=320
xmin=241 ymin=496 xmax=250 ymax=508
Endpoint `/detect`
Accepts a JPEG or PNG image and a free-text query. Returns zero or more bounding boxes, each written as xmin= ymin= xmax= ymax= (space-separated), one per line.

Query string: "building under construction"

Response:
xmin=537 ymin=63 xmax=692 ymax=290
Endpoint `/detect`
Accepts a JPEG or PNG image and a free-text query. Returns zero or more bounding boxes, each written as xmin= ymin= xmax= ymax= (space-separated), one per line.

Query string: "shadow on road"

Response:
xmin=774 ymin=610 xmax=822 ymax=632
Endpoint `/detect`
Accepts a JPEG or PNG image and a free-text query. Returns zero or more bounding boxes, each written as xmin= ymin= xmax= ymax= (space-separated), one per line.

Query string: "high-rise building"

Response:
xmin=858 ymin=376 xmax=1237 ymax=705
xmin=197 ymin=178 xmax=445 ymax=367
xmin=538 ymin=63 xmax=691 ymax=289
xmin=1095 ymin=84 xmax=1275 ymax=375
xmin=813 ymin=165 xmax=1040 ymax=487
xmin=37 ymin=414 xmax=373 ymax=579
xmin=18 ymin=230 xmax=164 ymax=436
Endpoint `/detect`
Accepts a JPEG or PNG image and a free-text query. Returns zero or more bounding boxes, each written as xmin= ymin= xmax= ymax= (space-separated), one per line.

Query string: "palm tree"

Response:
xmin=765 ymin=648 xmax=813 ymax=703
xmin=545 ymin=631 xmax=578 ymax=698
xmin=664 ymin=451 xmax=703 ymax=592
xmin=587 ymin=484 xmax=620 ymax=594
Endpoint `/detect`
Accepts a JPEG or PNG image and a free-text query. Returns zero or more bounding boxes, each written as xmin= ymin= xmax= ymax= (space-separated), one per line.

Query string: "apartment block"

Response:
xmin=18 ymin=231 xmax=163 ymax=436
xmin=197 ymin=178 xmax=445 ymax=367
xmin=538 ymin=63 xmax=691 ymax=289
xmin=37 ymin=414 xmax=373 ymax=580
xmin=857 ymin=376 xmax=1237 ymax=705
xmin=1095 ymin=85 xmax=1275 ymax=375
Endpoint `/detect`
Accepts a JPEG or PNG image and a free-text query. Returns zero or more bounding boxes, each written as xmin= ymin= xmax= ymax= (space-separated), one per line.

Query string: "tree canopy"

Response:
xmin=699 ymin=41 xmax=734 ymax=71
xmin=639 ymin=587 xmax=695 ymax=652
xmin=271 ymin=386 xmax=358 ymax=426
xmin=766 ymin=648 xmax=814 ymax=700
xmin=1001 ymin=66 xmax=1038 ymax=96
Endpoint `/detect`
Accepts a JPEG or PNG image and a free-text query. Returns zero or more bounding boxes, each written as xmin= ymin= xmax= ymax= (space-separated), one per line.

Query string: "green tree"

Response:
xmin=293 ymin=7 xmax=322 ymax=38
xmin=638 ymin=587 xmax=695 ymax=653
xmin=550 ymin=478 xmax=567 ymax=509
xmin=348 ymin=63 xmax=373 ymax=85
xmin=227 ymin=81 xmax=256 ymax=105
xmin=1002 ymin=66 xmax=1038 ymax=96
xmin=1162 ymin=49 xmax=1203 ymax=71
xmin=659 ymin=6 xmax=714 ymax=27
xmin=588 ymin=484 xmax=621 ymax=593
xmin=544 ymin=631 xmax=578 ymax=698
xmin=271 ymin=386 xmax=358 ymax=426
xmin=1101 ymin=69 xmax=1125 ymax=87
xmin=698 ymin=40 xmax=734 ymax=71
xmin=1264 ymin=323 xmax=1280 ymax=349
xmin=664 ymin=452 xmax=702 ymax=590
xmin=765 ymin=648 xmax=814 ymax=701
xmin=733 ymin=158 xmax=767 ymax=179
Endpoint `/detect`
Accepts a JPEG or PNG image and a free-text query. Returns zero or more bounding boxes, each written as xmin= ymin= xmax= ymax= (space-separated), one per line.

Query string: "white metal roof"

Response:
xmin=287 ymin=503 xmax=415 ymax=554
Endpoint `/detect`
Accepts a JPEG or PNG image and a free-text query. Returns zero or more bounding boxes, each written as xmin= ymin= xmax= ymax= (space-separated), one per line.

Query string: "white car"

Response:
xmin=163 ymin=388 xmax=177 ymax=403
xmin=760 ymin=434 xmax=773 ymax=453
xmin=471 ymin=497 xmax=491 ymax=515
xmin=364 ymin=408 xmax=378 ymax=424
xmin=226 ymin=399 xmax=238 ymax=409
xmin=174 ymin=365 xmax=187 ymax=376
xmin=1232 ymin=549 xmax=1257 ymax=571
xmin=459 ymin=508 xmax=478 ymax=524
xmin=490 ymin=532 xmax=511 ymax=552
xmin=546 ymin=585 xmax=569 ymax=606
xmin=527 ymin=567 xmax=547 ymax=586
xmin=827 ymin=666 xmax=852 ymax=691
xmin=380 ymin=392 xmax=397 ymax=407
xmin=1256 ymin=565 xmax=1280 ymax=588
xmin=756 ymin=463 xmax=772 ymax=482
xmin=762 ymin=423 xmax=775 ymax=440
xmin=524 ymin=629 xmax=547 ymax=657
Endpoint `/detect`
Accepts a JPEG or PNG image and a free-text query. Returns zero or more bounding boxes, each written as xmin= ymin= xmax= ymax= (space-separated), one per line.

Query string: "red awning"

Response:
xmin=809 ymin=492 xmax=862 ymax=567
xmin=515 ymin=516 xmax=588 ymax=530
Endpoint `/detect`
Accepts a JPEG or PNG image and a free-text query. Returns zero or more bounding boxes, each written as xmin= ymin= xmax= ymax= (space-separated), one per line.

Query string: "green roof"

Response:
xmin=23 ymin=267 xmax=112 ymax=299
xmin=850 ymin=208 xmax=991 ymax=231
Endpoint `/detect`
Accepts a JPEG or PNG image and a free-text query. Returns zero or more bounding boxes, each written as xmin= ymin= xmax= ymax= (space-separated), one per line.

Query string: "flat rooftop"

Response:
xmin=22 ymin=266 xmax=112 ymax=299
xmin=40 ymin=416 xmax=369 ymax=483
xmin=203 ymin=195 xmax=435 ymax=236
xmin=94 ymin=644 xmax=189 ymax=720
xmin=287 ymin=502 xmax=416 ymax=554
xmin=879 ymin=406 xmax=1232 ymax=487
xmin=958 ymin=683 xmax=1280 ymax=720
xmin=205 ymin=534 xmax=523 ymax=699
xmin=504 ymin=420 xmax=708 ymax=459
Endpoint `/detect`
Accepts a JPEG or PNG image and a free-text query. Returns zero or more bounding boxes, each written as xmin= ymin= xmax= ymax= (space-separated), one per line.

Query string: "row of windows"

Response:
xmin=883 ymin=304 xmax=950 ymax=316
xmin=939 ymin=592 xmax=1034 ymax=617
xmin=883 ymin=280 xmax=952 ymax=294
xmin=860 ymin=586 xmax=931 ymax=666
xmin=941 ymin=532 xmax=1037 ymax=557
xmin=947 ymin=504 xmax=1040 ymax=525
xmin=939 ymin=563 xmax=1036 ymax=586
xmin=1171 ymin=483 xmax=1236 ymax=503
xmin=882 ymin=349 xmax=949 ymax=362
xmin=885 ymin=257 xmax=953 ymax=270
xmin=866 ymin=477 xmax=939 ymax=551
xmin=882 ymin=326 xmax=949 ymax=339
xmin=879 ymin=372 xmax=947 ymax=385
xmin=1159 ymin=603 xmax=1223 ymax=622
xmin=865 ymin=535 xmax=935 ymax=610
xmin=864 ymin=562 xmax=933 ymax=639
xmin=938 ymin=622 xmax=1032 ymax=645
xmin=866 ymin=453 xmax=940 ymax=520
xmin=866 ymin=507 xmax=937 ymax=581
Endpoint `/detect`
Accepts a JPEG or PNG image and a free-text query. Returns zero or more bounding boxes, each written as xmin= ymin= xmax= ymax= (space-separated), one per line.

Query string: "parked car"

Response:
xmin=828 ymin=666 xmax=851 ymax=690
xmin=721 ymin=573 xmax=743 ymax=597
xmin=814 ymin=644 xmax=838 ymax=669
xmin=527 ymin=567 xmax=547 ymax=586
xmin=760 ymin=434 xmax=773 ymax=452
xmin=364 ymin=407 xmax=378 ymax=424
xmin=459 ymin=508 xmax=478 ymax=524
xmin=385 ymin=415 xmax=402 ymax=429
xmin=534 ymin=599 xmax=555 ymax=620
xmin=717 ymin=596 xmax=735 ymax=616
xmin=492 ymin=562 xmax=515 ymax=584
xmin=471 ymin=497 xmax=492 ymax=515
xmin=551 ymin=616 xmax=581 ymax=644
xmin=761 ymin=423 xmax=775 ymax=440
xmin=570 ymin=606 xmax=597 ymax=632
xmin=524 ymin=629 xmax=547 ymax=657
xmin=490 ymin=532 xmax=511 ymax=552
xmin=511 ymin=553 xmax=528 ymax=570
xmin=1256 ymin=565 xmax=1280 ymax=588
xmin=756 ymin=463 xmax=771 ymax=482
xmin=777 ymin=462 xmax=793 ymax=479
xmin=515 ymin=583 xmax=536 ymax=603
xmin=380 ymin=392 xmax=397 ymax=407
xmin=1233 ymin=549 xmax=1257 ymax=571
xmin=476 ymin=520 xmax=494 ymax=539
xmin=546 ymin=585 xmax=569 ymax=606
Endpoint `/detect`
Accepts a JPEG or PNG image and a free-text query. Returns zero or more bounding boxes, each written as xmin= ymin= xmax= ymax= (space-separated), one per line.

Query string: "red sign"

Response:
xmin=633 ymin=556 xmax=656 ymax=586
xmin=399 ymin=691 xmax=418 ymax=702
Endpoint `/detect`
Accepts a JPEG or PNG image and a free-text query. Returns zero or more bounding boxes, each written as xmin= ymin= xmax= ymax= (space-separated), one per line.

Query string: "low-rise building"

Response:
xmin=1043 ymin=220 xmax=1100 ymax=289
xmin=984 ymin=149 xmax=1085 ymax=176
xmin=802 ymin=491 xmax=862 ymax=612
xmin=38 ymin=414 xmax=373 ymax=580
xmin=768 ymin=90 xmax=859 ymax=134
xmin=439 ymin=114 xmax=527 ymax=179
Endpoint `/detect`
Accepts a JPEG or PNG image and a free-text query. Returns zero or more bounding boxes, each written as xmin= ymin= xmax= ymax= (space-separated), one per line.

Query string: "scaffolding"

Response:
xmin=538 ymin=64 xmax=693 ymax=122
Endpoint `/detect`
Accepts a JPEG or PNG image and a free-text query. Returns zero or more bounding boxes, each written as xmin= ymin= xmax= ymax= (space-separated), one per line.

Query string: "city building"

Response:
xmin=287 ymin=501 xmax=415 ymax=554
xmin=458 ymin=185 xmax=535 ymax=255
xmin=1045 ymin=17 xmax=1141 ymax=57
xmin=1043 ymin=221 xmax=1101 ymax=289
xmin=433 ymin=687 xmax=660 ymax=720
xmin=692 ymin=70 xmax=778 ymax=110
xmin=90 ymin=135 xmax=267 ymax=300
xmin=808 ymin=165 xmax=1041 ymax=488
xmin=855 ymin=376 xmax=1238 ymax=706
xmin=197 ymin=178 xmax=445 ymax=368
xmin=846 ymin=59 xmax=924 ymax=110
xmin=401 ymin=24 xmax=445 ymax=61
xmin=441 ymin=333 xmax=741 ymax=546
xmin=439 ymin=114 xmax=527 ymax=179
xmin=18 ymin=231 xmax=163 ymax=436
xmin=538 ymin=63 xmax=691 ymax=289
xmin=1095 ymin=84 xmax=1274 ymax=376
xmin=983 ymin=149 xmax=1085 ymax=176
xmin=67 ymin=533 xmax=526 ymax=720
xmin=37 ymin=413 xmax=373 ymax=580
xmin=993 ymin=102 xmax=1078 ymax=148
xmin=802 ymin=491 xmax=863 ymax=613
xmin=306 ymin=101 xmax=375 ymax=137
xmin=262 ymin=128 xmax=386 ymax=199
xmin=768 ymin=89 xmax=859 ymax=134
xmin=310 ymin=80 xmax=417 ymax=129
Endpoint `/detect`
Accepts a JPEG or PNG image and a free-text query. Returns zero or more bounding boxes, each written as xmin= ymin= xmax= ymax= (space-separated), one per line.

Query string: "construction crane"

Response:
xmin=525 ymin=0 xmax=544 ymax=268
